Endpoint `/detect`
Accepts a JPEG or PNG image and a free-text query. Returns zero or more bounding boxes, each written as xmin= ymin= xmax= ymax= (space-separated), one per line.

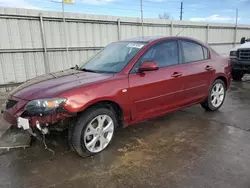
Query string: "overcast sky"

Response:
xmin=0 ymin=0 xmax=249 ymax=24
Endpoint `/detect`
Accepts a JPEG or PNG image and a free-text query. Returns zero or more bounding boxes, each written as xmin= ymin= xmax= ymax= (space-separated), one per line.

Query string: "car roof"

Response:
xmin=122 ymin=36 xmax=164 ymax=42
xmin=122 ymin=36 xmax=197 ymax=43
xmin=121 ymin=36 xmax=210 ymax=50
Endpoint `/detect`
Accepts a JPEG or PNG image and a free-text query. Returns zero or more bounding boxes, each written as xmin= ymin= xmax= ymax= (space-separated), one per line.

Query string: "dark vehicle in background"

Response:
xmin=230 ymin=37 xmax=250 ymax=81
xmin=2 ymin=36 xmax=231 ymax=157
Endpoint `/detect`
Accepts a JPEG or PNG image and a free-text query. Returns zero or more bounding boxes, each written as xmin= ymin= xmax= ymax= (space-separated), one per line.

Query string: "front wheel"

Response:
xmin=201 ymin=79 xmax=226 ymax=111
xmin=71 ymin=107 xmax=117 ymax=157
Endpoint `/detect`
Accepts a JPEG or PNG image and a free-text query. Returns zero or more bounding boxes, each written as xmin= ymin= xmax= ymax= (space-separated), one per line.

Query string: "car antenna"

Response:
xmin=176 ymin=27 xmax=187 ymax=36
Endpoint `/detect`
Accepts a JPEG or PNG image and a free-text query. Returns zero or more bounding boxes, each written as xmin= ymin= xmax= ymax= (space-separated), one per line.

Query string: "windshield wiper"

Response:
xmin=74 ymin=64 xmax=79 ymax=70
xmin=70 ymin=64 xmax=79 ymax=70
xmin=81 ymin=68 xmax=116 ymax=74
xmin=81 ymin=68 xmax=99 ymax=73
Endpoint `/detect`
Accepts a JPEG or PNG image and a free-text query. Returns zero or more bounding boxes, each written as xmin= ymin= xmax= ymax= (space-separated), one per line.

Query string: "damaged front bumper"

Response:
xmin=1 ymin=96 xmax=75 ymax=154
xmin=1 ymin=96 xmax=75 ymax=136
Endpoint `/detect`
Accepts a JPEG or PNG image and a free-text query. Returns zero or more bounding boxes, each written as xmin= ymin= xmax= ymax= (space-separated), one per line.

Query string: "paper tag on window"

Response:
xmin=127 ymin=43 xmax=144 ymax=49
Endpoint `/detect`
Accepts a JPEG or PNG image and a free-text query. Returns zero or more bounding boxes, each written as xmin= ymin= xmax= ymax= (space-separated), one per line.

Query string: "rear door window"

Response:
xmin=181 ymin=40 xmax=205 ymax=63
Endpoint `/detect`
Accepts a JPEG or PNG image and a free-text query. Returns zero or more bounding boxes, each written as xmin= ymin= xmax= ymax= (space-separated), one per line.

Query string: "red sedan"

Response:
xmin=2 ymin=36 xmax=231 ymax=157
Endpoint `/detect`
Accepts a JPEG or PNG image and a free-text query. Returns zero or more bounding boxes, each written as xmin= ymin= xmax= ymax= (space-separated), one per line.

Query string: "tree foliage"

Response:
xmin=158 ymin=12 xmax=171 ymax=20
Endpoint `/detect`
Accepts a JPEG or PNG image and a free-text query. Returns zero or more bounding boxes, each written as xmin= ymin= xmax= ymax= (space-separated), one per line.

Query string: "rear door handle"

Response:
xmin=171 ymin=72 xmax=182 ymax=78
xmin=205 ymin=65 xmax=213 ymax=71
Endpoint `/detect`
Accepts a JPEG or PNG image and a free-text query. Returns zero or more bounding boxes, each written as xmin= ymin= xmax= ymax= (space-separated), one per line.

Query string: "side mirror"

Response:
xmin=138 ymin=61 xmax=159 ymax=72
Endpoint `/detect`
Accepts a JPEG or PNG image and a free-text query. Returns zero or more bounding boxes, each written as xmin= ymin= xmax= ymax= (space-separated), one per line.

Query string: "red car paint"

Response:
xmin=2 ymin=36 xmax=231 ymax=127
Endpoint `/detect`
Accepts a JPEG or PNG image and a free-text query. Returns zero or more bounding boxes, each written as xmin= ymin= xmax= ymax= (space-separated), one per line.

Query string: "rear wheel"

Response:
xmin=232 ymin=70 xmax=244 ymax=81
xmin=201 ymin=79 xmax=226 ymax=111
xmin=71 ymin=107 xmax=117 ymax=157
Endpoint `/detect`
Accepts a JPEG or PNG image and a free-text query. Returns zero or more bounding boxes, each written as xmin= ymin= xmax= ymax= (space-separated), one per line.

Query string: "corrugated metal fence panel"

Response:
xmin=0 ymin=55 xmax=6 ymax=85
xmin=173 ymin=26 xmax=207 ymax=42
xmin=0 ymin=18 xmax=42 ymax=49
xmin=210 ymin=44 xmax=234 ymax=55
xmin=18 ymin=20 xmax=33 ymax=48
xmin=47 ymin=51 xmax=66 ymax=72
xmin=79 ymin=49 xmax=100 ymax=63
xmin=209 ymin=28 xmax=235 ymax=43
xmin=120 ymin=25 xmax=141 ymax=40
xmin=144 ymin=25 xmax=171 ymax=37
xmin=23 ymin=53 xmax=43 ymax=78
xmin=67 ymin=22 xmax=79 ymax=47
xmin=34 ymin=52 xmax=46 ymax=76
xmin=46 ymin=50 xmax=100 ymax=73
xmin=44 ymin=20 xmax=65 ymax=48
xmin=0 ymin=18 xmax=11 ymax=49
xmin=1 ymin=7 xmax=250 ymax=88
xmin=0 ymin=52 xmax=45 ymax=84
xmin=85 ymin=22 xmax=118 ymax=47
xmin=1 ymin=53 xmax=18 ymax=84
xmin=62 ymin=22 xmax=118 ymax=47
xmin=70 ymin=51 xmax=81 ymax=68
xmin=29 ymin=20 xmax=43 ymax=48
xmin=237 ymin=28 xmax=250 ymax=41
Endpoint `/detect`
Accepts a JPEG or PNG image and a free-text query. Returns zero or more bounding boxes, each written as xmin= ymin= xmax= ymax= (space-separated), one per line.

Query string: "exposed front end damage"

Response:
xmin=1 ymin=95 xmax=76 ymax=151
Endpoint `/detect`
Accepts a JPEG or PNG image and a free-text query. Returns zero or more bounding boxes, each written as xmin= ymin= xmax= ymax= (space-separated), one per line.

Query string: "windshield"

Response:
xmin=80 ymin=41 xmax=147 ymax=73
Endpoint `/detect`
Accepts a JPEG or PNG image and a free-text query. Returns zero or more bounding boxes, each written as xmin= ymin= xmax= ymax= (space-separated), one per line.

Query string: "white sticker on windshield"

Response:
xmin=127 ymin=43 xmax=144 ymax=49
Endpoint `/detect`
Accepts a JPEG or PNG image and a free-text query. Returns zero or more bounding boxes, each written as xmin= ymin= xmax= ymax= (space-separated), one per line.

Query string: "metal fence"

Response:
xmin=0 ymin=7 xmax=250 ymax=91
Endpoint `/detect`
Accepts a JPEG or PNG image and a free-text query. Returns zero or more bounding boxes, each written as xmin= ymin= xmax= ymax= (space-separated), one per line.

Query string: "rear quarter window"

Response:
xmin=203 ymin=47 xmax=209 ymax=59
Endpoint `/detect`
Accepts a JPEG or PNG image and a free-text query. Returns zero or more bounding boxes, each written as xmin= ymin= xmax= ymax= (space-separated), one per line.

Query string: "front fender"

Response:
xmin=59 ymin=75 xmax=131 ymax=124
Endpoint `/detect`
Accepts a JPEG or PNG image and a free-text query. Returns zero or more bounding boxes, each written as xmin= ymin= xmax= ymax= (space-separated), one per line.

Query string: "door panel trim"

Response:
xmin=184 ymin=84 xmax=207 ymax=91
xmin=135 ymin=89 xmax=183 ymax=103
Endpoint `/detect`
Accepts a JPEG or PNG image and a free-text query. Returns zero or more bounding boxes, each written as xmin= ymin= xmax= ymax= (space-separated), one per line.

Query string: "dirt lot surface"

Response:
xmin=1 ymin=80 xmax=250 ymax=188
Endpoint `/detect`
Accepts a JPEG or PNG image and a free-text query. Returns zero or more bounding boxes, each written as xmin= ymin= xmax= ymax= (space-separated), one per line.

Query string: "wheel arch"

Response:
xmin=215 ymin=76 xmax=228 ymax=89
xmin=78 ymin=100 xmax=124 ymax=127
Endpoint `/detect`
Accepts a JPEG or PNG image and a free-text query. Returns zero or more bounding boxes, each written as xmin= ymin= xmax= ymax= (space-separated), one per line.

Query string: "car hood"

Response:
xmin=231 ymin=42 xmax=250 ymax=51
xmin=9 ymin=69 xmax=114 ymax=100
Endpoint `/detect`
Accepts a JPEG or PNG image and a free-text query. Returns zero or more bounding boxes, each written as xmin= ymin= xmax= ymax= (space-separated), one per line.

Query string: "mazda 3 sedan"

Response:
xmin=2 ymin=36 xmax=232 ymax=157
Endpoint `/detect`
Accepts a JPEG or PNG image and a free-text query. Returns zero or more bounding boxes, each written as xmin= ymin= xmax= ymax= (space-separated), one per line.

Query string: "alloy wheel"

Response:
xmin=210 ymin=83 xmax=225 ymax=108
xmin=83 ymin=115 xmax=114 ymax=153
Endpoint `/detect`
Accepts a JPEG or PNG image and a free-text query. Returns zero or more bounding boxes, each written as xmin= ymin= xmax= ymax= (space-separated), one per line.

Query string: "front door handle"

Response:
xmin=205 ymin=65 xmax=213 ymax=71
xmin=171 ymin=72 xmax=182 ymax=78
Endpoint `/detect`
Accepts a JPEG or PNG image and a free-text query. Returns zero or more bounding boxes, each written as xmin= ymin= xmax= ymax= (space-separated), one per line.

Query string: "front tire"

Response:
xmin=201 ymin=79 xmax=226 ymax=111
xmin=232 ymin=70 xmax=244 ymax=81
xmin=71 ymin=107 xmax=117 ymax=157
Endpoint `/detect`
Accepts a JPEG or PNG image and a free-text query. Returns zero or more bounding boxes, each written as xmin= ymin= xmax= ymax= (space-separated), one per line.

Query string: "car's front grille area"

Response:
xmin=6 ymin=100 xmax=18 ymax=109
xmin=238 ymin=49 xmax=250 ymax=60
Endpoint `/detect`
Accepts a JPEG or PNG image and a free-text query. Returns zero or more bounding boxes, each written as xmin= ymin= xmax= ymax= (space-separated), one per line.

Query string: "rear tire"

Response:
xmin=71 ymin=107 xmax=117 ymax=157
xmin=232 ymin=70 xmax=244 ymax=81
xmin=201 ymin=79 xmax=226 ymax=111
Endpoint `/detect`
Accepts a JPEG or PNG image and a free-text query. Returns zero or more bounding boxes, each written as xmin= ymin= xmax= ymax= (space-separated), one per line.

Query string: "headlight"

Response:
xmin=24 ymin=98 xmax=66 ymax=116
xmin=230 ymin=51 xmax=237 ymax=57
